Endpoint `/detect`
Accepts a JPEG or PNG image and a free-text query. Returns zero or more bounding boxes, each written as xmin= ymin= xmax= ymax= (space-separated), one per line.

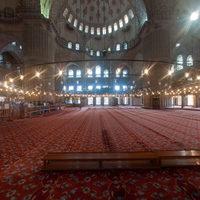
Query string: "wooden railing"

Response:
xmin=25 ymin=105 xmax=60 ymax=118
xmin=0 ymin=105 xmax=60 ymax=121
xmin=0 ymin=109 xmax=11 ymax=121
xmin=43 ymin=150 xmax=200 ymax=171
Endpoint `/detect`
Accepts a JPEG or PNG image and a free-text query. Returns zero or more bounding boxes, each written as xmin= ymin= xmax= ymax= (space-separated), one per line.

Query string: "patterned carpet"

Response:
xmin=1 ymin=107 xmax=200 ymax=199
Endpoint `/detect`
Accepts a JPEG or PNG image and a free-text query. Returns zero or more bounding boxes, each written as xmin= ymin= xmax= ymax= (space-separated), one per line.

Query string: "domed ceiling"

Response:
xmin=51 ymin=0 xmax=148 ymax=57
xmin=66 ymin=0 xmax=133 ymax=26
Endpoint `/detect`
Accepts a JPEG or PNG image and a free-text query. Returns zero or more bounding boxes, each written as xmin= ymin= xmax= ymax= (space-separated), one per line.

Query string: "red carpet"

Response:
xmin=0 ymin=107 xmax=200 ymax=199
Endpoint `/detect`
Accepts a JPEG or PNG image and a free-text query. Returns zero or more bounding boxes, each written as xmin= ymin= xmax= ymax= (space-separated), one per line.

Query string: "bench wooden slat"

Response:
xmin=42 ymin=150 xmax=200 ymax=171
xmin=156 ymin=150 xmax=200 ymax=158
xmin=43 ymin=152 xmax=157 ymax=161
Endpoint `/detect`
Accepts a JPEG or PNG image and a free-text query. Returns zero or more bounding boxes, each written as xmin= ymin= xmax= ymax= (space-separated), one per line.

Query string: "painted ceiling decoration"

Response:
xmin=40 ymin=0 xmax=52 ymax=18
xmin=50 ymin=0 xmax=147 ymax=57
xmin=61 ymin=0 xmax=147 ymax=36
xmin=66 ymin=0 xmax=131 ymax=26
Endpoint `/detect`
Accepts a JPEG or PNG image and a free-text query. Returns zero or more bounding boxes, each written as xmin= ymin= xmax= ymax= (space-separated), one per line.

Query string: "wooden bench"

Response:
xmin=156 ymin=150 xmax=200 ymax=167
xmin=42 ymin=150 xmax=200 ymax=171
xmin=43 ymin=152 xmax=159 ymax=170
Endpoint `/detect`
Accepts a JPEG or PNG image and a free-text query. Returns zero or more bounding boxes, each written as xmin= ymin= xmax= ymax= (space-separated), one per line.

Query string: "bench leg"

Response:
xmin=150 ymin=158 xmax=161 ymax=168
xmin=99 ymin=160 xmax=103 ymax=169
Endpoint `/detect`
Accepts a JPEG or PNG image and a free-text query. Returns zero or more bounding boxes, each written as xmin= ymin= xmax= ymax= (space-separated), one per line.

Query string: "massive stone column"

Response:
xmin=21 ymin=0 xmax=56 ymax=102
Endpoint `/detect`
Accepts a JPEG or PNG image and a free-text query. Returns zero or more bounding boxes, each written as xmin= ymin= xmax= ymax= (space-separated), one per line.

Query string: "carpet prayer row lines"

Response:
xmin=1 ymin=108 xmax=200 ymax=199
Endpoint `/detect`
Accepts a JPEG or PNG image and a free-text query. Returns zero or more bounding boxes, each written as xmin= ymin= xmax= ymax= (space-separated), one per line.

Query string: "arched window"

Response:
xmin=87 ymin=69 xmax=93 ymax=77
xmin=77 ymin=85 xmax=82 ymax=92
xmin=90 ymin=50 xmax=94 ymax=56
xmin=103 ymin=27 xmax=107 ymax=35
xmin=96 ymin=85 xmax=101 ymax=90
xmin=128 ymin=9 xmax=134 ymax=19
xmin=108 ymin=25 xmax=112 ymax=34
xmin=0 ymin=54 xmax=3 ymax=63
xmin=96 ymin=65 xmax=101 ymax=77
xmin=187 ymin=55 xmax=193 ymax=67
xmin=123 ymin=85 xmax=128 ymax=91
xmin=79 ymin=23 xmax=83 ymax=31
xmin=104 ymin=69 xmax=109 ymax=78
xmin=68 ymin=42 xmax=72 ymax=49
xmin=91 ymin=27 xmax=95 ymax=35
xmin=171 ymin=65 xmax=175 ymax=73
xmin=88 ymin=85 xmax=93 ymax=90
xmin=85 ymin=25 xmax=89 ymax=33
xmin=104 ymin=97 xmax=109 ymax=105
xmin=114 ymin=23 xmax=118 ymax=31
xmin=115 ymin=85 xmax=120 ymax=91
xmin=76 ymin=70 xmax=81 ymax=78
xmin=73 ymin=19 xmax=78 ymax=27
xmin=123 ymin=42 xmax=128 ymax=50
xmin=12 ymin=41 xmax=16 ymax=46
xmin=119 ymin=19 xmax=123 ymax=28
xmin=69 ymin=86 xmax=74 ymax=91
xmin=68 ymin=14 xmax=73 ymax=23
xmin=68 ymin=69 xmax=74 ymax=77
xmin=96 ymin=51 xmax=100 ymax=57
xmin=97 ymin=28 xmax=101 ymax=35
xmin=176 ymin=55 xmax=183 ymax=70
xmin=116 ymin=44 xmax=121 ymax=51
xmin=88 ymin=97 xmax=93 ymax=105
xmin=63 ymin=85 xmax=67 ymax=92
xmin=122 ymin=69 xmax=128 ymax=77
xmin=63 ymin=8 xmax=68 ymax=17
xmin=124 ymin=14 xmax=129 ymax=24
xmin=75 ymin=43 xmax=80 ymax=50
xmin=116 ymin=68 xmax=121 ymax=77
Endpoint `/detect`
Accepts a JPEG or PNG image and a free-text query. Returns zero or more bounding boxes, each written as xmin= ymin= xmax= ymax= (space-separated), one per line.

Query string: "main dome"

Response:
xmin=65 ymin=0 xmax=136 ymax=26
xmin=50 ymin=0 xmax=148 ymax=57
xmin=62 ymin=0 xmax=147 ymax=35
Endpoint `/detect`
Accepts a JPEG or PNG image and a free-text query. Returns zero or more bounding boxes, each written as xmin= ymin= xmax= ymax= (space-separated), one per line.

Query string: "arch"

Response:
xmin=1 ymin=51 xmax=23 ymax=66
xmin=0 ymin=34 xmax=18 ymax=52
xmin=95 ymin=65 xmax=101 ymax=77
xmin=76 ymin=69 xmax=81 ymax=78
xmin=66 ymin=62 xmax=80 ymax=68
xmin=75 ymin=43 xmax=80 ymax=51
xmin=187 ymin=55 xmax=193 ymax=67
xmin=128 ymin=9 xmax=134 ymax=19
xmin=124 ymin=14 xmax=129 ymax=24
xmin=116 ymin=68 xmax=121 ymax=77
xmin=103 ymin=69 xmax=109 ymax=78
xmin=87 ymin=68 xmax=93 ymax=78
xmin=123 ymin=42 xmax=128 ymax=50
xmin=176 ymin=55 xmax=183 ymax=70
xmin=122 ymin=68 xmax=128 ymax=77
xmin=116 ymin=44 xmax=121 ymax=51
xmin=67 ymin=42 xmax=72 ymax=49
xmin=68 ymin=69 xmax=74 ymax=77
